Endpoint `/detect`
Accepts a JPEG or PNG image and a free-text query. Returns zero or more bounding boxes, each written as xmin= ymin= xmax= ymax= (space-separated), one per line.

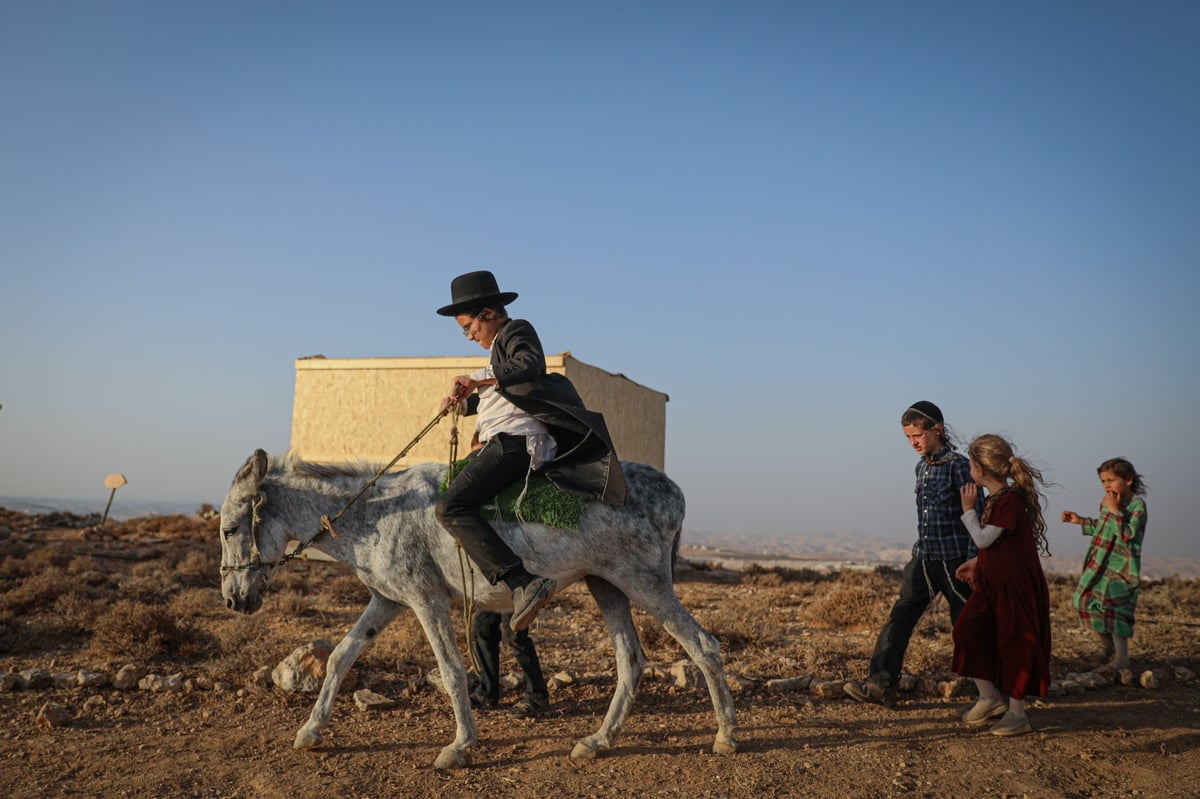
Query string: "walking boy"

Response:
xmin=845 ymin=400 xmax=980 ymax=705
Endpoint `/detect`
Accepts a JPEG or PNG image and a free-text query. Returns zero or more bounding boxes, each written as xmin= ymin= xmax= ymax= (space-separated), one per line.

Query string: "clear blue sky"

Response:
xmin=3 ymin=2 xmax=1198 ymax=565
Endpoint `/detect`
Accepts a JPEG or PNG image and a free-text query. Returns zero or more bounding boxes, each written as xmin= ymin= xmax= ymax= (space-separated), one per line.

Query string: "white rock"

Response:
xmin=272 ymin=641 xmax=334 ymax=694
xmin=112 ymin=664 xmax=148 ymax=690
xmin=77 ymin=669 xmax=108 ymax=688
xmin=939 ymin=677 xmax=972 ymax=699
xmin=766 ymin=674 xmax=814 ymax=693
xmin=18 ymin=669 xmax=52 ymax=690
xmin=810 ymin=680 xmax=846 ymax=699
xmin=670 ymin=661 xmax=705 ymax=689
xmin=353 ymin=689 xmax=396 ymax=712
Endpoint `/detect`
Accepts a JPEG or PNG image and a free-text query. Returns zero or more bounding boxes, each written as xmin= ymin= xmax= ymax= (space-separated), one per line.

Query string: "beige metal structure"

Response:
xmin=290 ymin=353 xmax=667 ymax=470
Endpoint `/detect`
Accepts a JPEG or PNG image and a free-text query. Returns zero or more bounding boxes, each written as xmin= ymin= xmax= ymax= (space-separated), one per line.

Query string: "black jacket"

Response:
xmin=464 ymin=318 xmax=626 ymax=505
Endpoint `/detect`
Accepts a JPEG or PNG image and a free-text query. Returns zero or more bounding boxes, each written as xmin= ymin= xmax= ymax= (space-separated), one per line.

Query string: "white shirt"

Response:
xmin=961 ymin=510 xmax=1004 ymax=549
xmin=471 ymin=364 xmax=557 ymax=469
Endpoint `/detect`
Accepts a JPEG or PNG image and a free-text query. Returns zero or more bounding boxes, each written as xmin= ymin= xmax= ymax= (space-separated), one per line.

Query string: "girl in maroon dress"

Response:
xmin=952 ymin=433 xmax=1052 ymax=737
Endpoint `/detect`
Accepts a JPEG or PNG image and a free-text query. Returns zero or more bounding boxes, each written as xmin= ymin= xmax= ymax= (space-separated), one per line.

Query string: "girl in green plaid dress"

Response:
xmin=1062 ymin=458 xmax=1148 ymax=671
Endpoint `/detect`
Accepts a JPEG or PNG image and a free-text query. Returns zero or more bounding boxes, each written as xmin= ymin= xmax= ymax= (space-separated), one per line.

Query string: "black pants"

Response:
xmin=868 ymin=555 xmax=972 ymax=686
xmin=435 ymin=434 xmax=532 ymax=585
xmin=471 ymin=610 xmax=548 ymax=703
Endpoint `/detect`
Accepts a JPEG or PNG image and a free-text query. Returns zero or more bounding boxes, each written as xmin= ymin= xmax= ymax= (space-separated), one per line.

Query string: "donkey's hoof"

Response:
xmin=434 ymin=746 xmax=468 ymax=770
xmin=712 ymin=736 xmax=739 ymax=755
xmin=571 ymin=740 xmax=600 ymax=760
xmin=294 ymin=725 xmax=322 ymax=749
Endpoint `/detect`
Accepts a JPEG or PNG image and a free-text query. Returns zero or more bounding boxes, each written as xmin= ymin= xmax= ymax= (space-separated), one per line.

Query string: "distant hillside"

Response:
xmin=0 ymin=496 xmax=206 ymax=522
xmin=683 ymin=527 xmax=1200 ymax=579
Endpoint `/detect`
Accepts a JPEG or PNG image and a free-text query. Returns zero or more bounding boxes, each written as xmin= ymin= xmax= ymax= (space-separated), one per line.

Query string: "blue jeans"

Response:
xmin=868 ymin=555 xmax=972 ymax=687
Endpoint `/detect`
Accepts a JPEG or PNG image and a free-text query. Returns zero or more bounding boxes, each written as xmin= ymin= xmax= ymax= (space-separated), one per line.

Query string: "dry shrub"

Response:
xmin=65 ymin=554 xmax=98 ymax=575
xmin=90 ymin=599 xmax=212 ymax=662
xmin=636 ymin=614 xmax=668 ymax=652
xmin=0 ymin=547 xmax=32 ymax=582
xmin=174 ymin=549 xmax=215 ymax=588
xmin=129 ymin=515 xmax=208 ymax=538
xmin=273 ymin=590 xmax=313 ymax=617
xmin=744 ymin=565 xmax=834 ymax=586
xmin=323 ymin=572 xmax=371 ymax=604
xmin=20 ymin=545 xmax=75 ymax=571
xmin=0 ymin=611 xmax=31 ymax=654
xmin=52 ymin=590 xmax=98 ymax=633
xmin=802 ymin=570 xmax=893 ymax=630
xmin=207 ymin=617 xmax=279 ymax=676
xmin=701 ymin=612 xmax=759 ymax=653
xmin=170 ymin=587 xmax=225 ymax=619
xmin=2 ymin=566 xmax=76 ymax=614
xmin=1139 ymin=578 xmax=1200 ymax=617
xmin=118 ymin=574 xmax=175 ymax=602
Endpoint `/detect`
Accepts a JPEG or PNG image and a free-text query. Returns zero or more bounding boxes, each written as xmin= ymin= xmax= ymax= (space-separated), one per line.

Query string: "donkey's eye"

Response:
xmin=222 ymin=528 xmax=238 ymax=540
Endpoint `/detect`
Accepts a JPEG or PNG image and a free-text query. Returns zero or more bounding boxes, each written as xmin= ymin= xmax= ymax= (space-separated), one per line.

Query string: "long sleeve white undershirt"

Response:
xmin=961 ymin=510 xmax=1004 ymax=549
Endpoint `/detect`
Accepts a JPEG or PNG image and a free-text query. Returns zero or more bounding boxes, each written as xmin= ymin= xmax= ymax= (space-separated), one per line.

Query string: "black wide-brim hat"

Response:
xmin=436 ymin=270 xmax=519 ymax=316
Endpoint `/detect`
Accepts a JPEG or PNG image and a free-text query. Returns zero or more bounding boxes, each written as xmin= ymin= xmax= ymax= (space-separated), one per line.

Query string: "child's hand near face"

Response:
xmin=1103 ymin=489 xmax=1122 ymax=514
xmin=960 ymin=483 xmax=978 ymax=514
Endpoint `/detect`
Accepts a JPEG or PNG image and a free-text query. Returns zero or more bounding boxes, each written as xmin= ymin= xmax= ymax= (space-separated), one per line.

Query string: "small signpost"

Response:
xmin=101 ymin=473 xmax=128 ymax=526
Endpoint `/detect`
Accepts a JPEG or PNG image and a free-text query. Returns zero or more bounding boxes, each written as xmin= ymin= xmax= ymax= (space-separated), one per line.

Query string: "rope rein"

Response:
xmin=223 ymin=386 xmax=485 ymax=675
xmin=447 ymin=404 xmax=482 ymax=674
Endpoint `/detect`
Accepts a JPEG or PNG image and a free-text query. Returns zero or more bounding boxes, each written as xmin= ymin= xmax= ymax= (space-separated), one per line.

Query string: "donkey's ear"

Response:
xmin=251 ymin=449 xmax=268 ymax=485
xmin=233 ymin=449 xmax=269 ymax=490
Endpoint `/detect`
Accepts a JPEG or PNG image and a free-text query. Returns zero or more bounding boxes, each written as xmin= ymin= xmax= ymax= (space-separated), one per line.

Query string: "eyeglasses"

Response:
xmin=461 ymin=311 xmax=484 ymax=337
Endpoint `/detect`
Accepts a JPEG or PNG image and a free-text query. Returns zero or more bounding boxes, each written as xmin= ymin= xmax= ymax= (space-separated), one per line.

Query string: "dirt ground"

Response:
xmin=1 ymin=508 xmax=1198 ymax=799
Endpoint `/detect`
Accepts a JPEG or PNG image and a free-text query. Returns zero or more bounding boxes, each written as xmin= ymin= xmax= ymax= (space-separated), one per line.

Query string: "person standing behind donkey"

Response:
xmin=1062 ymin=458 xmax=1148 ymax=674
xmin=470 ymin=610 xmax=551 ymax=718
xmin=845 ymin=401 xmax=982 ymax=706
xmin=434 ymin=269 xmax=626 ymax=632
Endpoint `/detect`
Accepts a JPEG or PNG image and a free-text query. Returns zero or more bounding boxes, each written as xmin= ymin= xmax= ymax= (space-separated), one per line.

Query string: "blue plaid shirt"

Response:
xmin=911 ymin=446 xmax=979 ymax=561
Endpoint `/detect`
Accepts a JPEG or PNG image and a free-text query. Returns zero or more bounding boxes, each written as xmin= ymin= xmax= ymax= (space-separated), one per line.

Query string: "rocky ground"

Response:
xmin=1 ymin=507 xmax=1198 ymax=799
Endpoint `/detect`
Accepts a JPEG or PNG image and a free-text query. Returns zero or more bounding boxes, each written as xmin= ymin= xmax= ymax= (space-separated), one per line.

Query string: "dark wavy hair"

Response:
xmin=1097 ymin=458 xmax=1148 ymax=495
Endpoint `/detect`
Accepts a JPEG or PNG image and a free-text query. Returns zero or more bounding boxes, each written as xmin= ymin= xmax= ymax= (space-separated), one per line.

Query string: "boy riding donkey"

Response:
xmin=435 ymin=270 xmax=626 ymax=632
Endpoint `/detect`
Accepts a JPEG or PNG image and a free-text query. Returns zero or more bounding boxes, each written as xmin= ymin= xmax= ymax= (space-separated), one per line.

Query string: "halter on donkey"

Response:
xmin=218 ymin=445 xmax=739 ymax=769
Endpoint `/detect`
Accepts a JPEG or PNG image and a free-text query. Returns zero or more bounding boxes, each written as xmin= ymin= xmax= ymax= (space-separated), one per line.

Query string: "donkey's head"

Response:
xmin=219 ymin=449 xmax=275 ymax=614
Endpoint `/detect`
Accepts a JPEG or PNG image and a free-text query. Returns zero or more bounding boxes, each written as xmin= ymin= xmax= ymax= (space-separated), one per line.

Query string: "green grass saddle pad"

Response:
xmin=440 ymin=459 xmax=585 ymax=530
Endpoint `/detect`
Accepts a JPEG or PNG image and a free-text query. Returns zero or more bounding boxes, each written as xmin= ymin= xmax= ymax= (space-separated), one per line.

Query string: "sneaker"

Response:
xmin=843 ymin=679 xmax=894 ymax=707
xmin=506 ymin=693 xmax=549 ymax=719
xmin=990 ymin=710 xmax=1033 ymax=736
xmin=961 ymin=698 xmax=1008 ymax=726
xmin=510 ymin=576 xmax=556 ymax=632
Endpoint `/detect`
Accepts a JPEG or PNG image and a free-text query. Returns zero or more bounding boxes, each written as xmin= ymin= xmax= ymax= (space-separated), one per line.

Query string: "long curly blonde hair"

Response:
xmin=968 ymin=433 xmax=1051 ymax=556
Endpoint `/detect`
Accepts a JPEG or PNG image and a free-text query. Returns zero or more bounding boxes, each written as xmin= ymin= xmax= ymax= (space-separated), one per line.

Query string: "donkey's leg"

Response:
xmin=571 ymin=575 xmax=646 ymax=760
xmin=628 ymin=584 xmax=739 ymax=755
xmin=407 ymin=595 xmax=478 ymax=770
xmin=295 ymin=592 xmax=401 ymax=749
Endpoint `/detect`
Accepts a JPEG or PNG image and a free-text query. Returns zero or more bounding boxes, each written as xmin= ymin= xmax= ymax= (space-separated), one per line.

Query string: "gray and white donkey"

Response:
xmin=218 ymin=449 xmax=738 ymax=769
